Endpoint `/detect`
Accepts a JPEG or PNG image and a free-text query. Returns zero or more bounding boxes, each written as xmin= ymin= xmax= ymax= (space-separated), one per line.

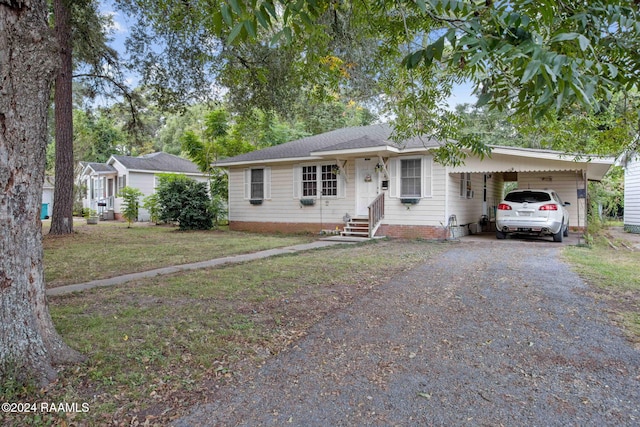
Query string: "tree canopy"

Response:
xmin=116 ymin=0 xmax=639 ymax=161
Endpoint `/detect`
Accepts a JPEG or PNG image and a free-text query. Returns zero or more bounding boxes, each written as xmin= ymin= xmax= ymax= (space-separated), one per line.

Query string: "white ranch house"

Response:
xmin=80 ymin=152 xmax=208 ymax=221
xmin=624 ymin=152 xmax=640 ymax=233
xmin=216 ymin=124 xmax=614 ymax=239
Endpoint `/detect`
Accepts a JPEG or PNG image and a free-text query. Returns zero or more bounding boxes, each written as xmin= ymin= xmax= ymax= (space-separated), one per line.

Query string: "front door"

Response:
xmin=356 ymin=158 xmax=378 ymax=216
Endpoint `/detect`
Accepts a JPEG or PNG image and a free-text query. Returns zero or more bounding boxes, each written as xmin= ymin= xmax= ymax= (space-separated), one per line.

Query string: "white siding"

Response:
xmin=229 ymin=163 xmax=355 ymax=226
xmin=227 ymin=156 xmax=591 ymax=232
xmin=446 ymin=171 xmax=479 ymax=227
xmin=378 ymin=156 xmax=447 ymax=227
xmin=625 ymin=156 xmax=640 ymax=228
xmin=229 ymin=156 xmax=445 ymax=228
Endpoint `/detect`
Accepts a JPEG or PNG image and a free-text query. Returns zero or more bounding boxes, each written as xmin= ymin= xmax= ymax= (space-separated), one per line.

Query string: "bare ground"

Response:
xmin=176 ymin=237 xmax=640 ymax=427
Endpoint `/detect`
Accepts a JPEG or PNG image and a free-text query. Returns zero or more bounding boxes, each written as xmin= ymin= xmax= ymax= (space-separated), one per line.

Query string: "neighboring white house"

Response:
xmin=624 ymin=152 xmax=640 ymax=233
xmin=215 ymin=124 xmax=614 ymax=239
xmin=41 ymin=176 xmax=54 ymax=219
xmin=80 ymin=152 xmax=209 ymax=221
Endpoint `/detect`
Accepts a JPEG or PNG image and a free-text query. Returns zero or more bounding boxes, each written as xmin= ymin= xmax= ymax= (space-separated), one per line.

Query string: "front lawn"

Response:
xmin=5 ymin=234 xmax=446 ymax=426
xmin=43 ymin=222 xmax=314 ymax=288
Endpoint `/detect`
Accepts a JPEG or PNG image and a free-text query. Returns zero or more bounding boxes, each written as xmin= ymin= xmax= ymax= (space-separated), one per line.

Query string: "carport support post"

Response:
xmin=577 ymin=170 xmax=586 ymax=243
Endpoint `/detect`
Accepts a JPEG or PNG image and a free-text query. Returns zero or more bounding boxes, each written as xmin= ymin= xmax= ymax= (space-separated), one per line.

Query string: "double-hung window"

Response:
xmin=244 ymin=167 xmax=271 ymax=200
xmin=251 ymin=169 xmax=264 ymax=199
xmin=389 ymin=156 xmax=432 ymax=199
xmin=321 ymin=164 xmax=338 ymax=196
xmin=460 ymin=173 xmax=472 ymax=198
xmin=400 ymin=159 xmax=422 ymax=197
xmin=302 ymin=165 xmax=317 ymax=197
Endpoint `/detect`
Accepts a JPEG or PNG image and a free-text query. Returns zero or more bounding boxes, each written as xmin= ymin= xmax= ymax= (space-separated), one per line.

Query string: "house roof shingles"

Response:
xmin=215 ymin=123 xmax=442 ymax=166
xmin=83 ymin=162 xmax=117 ymax=173
xmin=111 ymin=152 xmax=201 ymax=174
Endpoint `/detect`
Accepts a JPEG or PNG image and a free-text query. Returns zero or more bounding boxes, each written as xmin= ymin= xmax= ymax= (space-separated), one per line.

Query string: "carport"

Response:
xmin=450 ymin=146 xmax=615 ymax=232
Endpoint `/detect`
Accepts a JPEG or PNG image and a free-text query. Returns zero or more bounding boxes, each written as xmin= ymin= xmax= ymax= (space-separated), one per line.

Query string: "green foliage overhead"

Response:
xmin=72 ymin=110 xmax=125 ymax=163
xmin=107 ymin=0 xmax=640 ymax=163
xmin=213 ymin=0 xmax=639 ymax=112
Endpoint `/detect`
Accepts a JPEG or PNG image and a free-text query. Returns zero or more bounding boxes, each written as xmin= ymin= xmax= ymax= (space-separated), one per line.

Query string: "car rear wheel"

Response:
xmin=496 ymin=230 xmax=506 ymax=240
xmin=553 ymin=227 xmax=564 ymax=242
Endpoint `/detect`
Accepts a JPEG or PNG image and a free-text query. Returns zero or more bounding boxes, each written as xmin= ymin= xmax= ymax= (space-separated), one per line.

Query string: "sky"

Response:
xmin=99 ymin=3 xmax=477 ymax=110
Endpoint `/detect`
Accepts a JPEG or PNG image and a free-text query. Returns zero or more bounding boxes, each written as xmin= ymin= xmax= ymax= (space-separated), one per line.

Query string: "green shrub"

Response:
xmin=156 ymin=174 xmax=213 ymax=230
xmin=142 ymin=193 xmax=161 ymax=224
xmin=119 ymin=186 xmax=143 ymax=227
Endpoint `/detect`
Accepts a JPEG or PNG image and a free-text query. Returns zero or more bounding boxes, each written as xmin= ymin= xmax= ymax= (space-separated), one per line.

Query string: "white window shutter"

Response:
xmin=292 ymin=165 xmax=301 ymax=198
xmin=338 ymin=174 xmax=346 ymax=198
xmin=389 ymin=158 xmax=398 ymax=198
xmin=422 ymin=156 xmax=432 ymax=197
xmin=244 ymin=168 xmax=251 ymax=199
xmin=264 ymin=167 xmax=271 ymax=199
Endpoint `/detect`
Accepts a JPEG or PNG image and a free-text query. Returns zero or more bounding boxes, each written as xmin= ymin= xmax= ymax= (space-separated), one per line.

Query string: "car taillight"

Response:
xmin=539 ymin=204 xmax=558 ymax=211
xmin=498 ymin=203 xmax=512 ymax=210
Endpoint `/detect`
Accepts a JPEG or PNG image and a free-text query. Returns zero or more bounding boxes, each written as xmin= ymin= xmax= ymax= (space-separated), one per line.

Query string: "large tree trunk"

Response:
xmin=0 ymin=0 xmax=84 ymax=385
xmin=49 ymin=0 xmax=74 ymax=235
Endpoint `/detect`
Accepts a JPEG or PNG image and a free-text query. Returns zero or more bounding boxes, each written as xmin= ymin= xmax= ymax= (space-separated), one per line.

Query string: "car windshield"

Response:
xmin=504 ymin=191 xmax=552 ymax=203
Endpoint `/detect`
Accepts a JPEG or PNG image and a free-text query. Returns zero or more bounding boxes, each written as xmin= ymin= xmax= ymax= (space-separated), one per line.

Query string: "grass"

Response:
xmin=4 ymin=223 xmax=638 ymax=426
xmin=563 ymin=230 xmax=640 ymax=346
xmin=43 ymin=221 xmax=314 ymax=288
xmin=3 ymin=225 xmax=447 ymax=426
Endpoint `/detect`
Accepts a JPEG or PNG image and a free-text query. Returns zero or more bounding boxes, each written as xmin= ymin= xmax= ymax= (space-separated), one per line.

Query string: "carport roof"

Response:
xmin=452 ymin=146 xmax=615 ymax=181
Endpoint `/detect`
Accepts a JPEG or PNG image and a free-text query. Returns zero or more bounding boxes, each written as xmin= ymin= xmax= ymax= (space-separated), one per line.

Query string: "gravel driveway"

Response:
xmin=176 ymin=238 xmax=640 ymax=426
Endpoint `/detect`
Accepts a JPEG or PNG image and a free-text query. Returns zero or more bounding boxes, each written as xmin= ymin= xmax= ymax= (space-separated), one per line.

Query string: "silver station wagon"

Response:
xmin=496 ymin=189 xmax=570 ymax=242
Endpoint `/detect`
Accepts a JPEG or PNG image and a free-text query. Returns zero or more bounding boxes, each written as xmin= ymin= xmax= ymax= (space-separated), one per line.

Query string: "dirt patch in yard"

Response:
xmin=603 ymin=226 xmax=640 ymax=250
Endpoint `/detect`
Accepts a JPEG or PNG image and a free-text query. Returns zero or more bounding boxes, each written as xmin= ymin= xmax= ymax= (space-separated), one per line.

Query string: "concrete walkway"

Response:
xmin=46 ymin=240 xmax=354 ymax=297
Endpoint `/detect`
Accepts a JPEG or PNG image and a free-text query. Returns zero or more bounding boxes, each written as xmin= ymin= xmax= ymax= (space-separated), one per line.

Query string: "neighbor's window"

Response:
xmin=251 ymin=168 xmax=264 ymax=199
xmin=400 ymin=158 xmax=421 ymax=197
xmin=302 ymin=165 xmax=317 ymax=197
xmin=321 ymin=164 xmax=338 ymax=196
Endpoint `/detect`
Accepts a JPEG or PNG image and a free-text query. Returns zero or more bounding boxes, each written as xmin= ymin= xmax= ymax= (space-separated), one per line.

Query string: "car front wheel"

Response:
xmin=496 ymin=230 xmax=506 ymax=240
xmin=563 ymin=222 xmax=569 ymax=237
